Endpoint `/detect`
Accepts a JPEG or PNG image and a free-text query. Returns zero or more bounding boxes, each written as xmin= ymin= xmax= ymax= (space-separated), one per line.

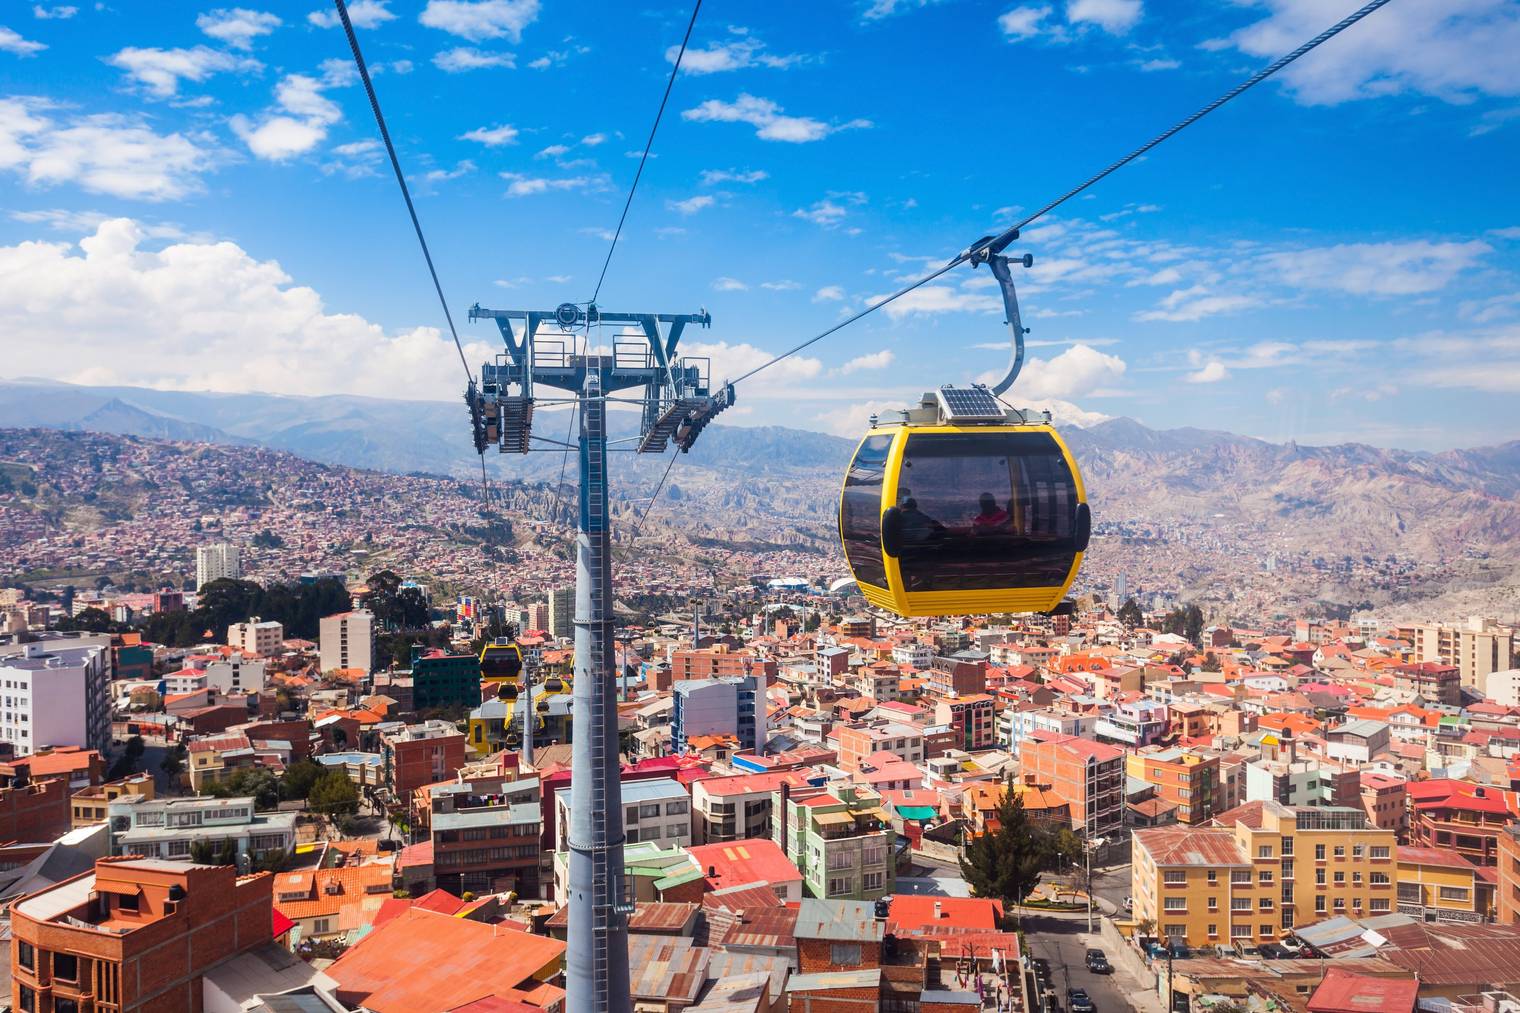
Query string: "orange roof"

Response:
xmin=1258 ymin=712 xmax=1321 ymax=736
xmin=325 ymin=908 xmax=565 ymax=1012
xmin=7 ymin=747 xmax=101 ymax=777
xmin=887 ymin=896 xmax=1002 ymax=932
xmin=272 ymin=861 xmax=394 ymax=925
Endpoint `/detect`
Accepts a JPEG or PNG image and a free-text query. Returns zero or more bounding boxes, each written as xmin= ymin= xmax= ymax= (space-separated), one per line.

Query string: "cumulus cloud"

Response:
xmin=1186 ymin=360 xmax=1229 ymax=383
xmin=1222 ymin=0 xmax=1520 ymax=106
xmin=0 ymin=98 xmax=215 ymax=201
xmin=308 ymin=0 xmax=395 ymax=29
xmin=434 ymin=47 xmax=515 ymax=72
xmin=458 ymin=123 xmax=519 ymax=146
xmin=1014 ymin=343 xmax=1127 ymax=399
xmin=873 ymin=285 xmax=1001 ymax=319
xmin=683 ymin=339 xmax=823 ymax=390
xmin=106 ymin=46 xmax=260 ymax=98
xmin=32 ymin=6 xmax=79 ymax=20
xmin=813 ymin=285 xmax=846 ymax=302
xmin=197 ymin=8 xmax=281 ymax=50
xmin=668 ymin=195 xmax=714 ymax=215
xmin=712 ymin=276 xmax=747 ymax=291
xmin=840 ymin=350 xmax=894 ymax=374
xmin=669 ymin=33 xmax=804 ymax=74
xmin=1136 ymin=285 xmax=1260 ymax=323
xmin=0 ymin=26 xmax=46 ymax=55
xmin=230 ymin=73 xmax=343 ymax=161
xmin=420 ymin=0 xmax=539 ymax=42
xmin=0 ymin=219 xmax=499 ymax=399
xmin=1066 ymin=0 xmax=1142 ymax=34
xmin=500 ymin=171 xmax=605 ymax=197
xmin=682 ymin=93 xmax=870 ymax=143
xmin=793 ymin=200 xmax=849 ymax=227
xmin=1260 ymin=240 xmax=1490 ymax=296
xmin=998 ymin=6 xmax=1051 ymax=40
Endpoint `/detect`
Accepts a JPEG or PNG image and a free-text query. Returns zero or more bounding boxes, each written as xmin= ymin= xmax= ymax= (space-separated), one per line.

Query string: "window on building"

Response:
xmin=1333 ymin=846 xmax=1345 ymax=858
xmin=1315 ymin=896 xmax=1327 ymax=913
xmin=1258 ymin=870 xmax=1273 ymax=884
xmin=1163 ymin=871 xmax=1187 ymax=885
xmin=863 ymin=871 xmax=885 ymax=892
xmin=1370 ymin=872 xmax=1390 ymax=885
xmin=830 ymin=943 xmax=862 ymax=965
xmin=1163 ymin=897 xmax=1187 ymax=912
xmin=1257 ymin=845 xmax=1272 ymax=859
xmin=1370 ymin=898 xmax=1391 ymax=912
xmin=117 ymin=891 xmax=139 ymax=912
xmin=53 ymin=953 xmax=78 ymax=982
xmin=1230 ymin=924 xmax=1251 ymax=938
xmin=1207 ymin=896 xmax=1218 ymax=911
xmin=1352 ymin=873 xmax=1363 ymax=885
xmin=1315 ymin=844 xmax=1326 ymax=860
xmin=827 ymin=876 xmax=852 ymax=897
xmin=1333 ymin=898 xmax=1346 ymax=910
xmin=18 ymin=985 xmax=34 ymax=1013
xmin=55 ymin=1000 xmax=78 ymax=1013
xmin=1334 ymin=872 xmax=1345 ymax=885
xmin=1281 ymin=837 xmax=1293 ymax=856
xmin=1231 ymin=871 xmax=1251 ymax=885
xmin=1259 ymin=898 xmax=1273 ymax=910
xmin=1207 ymin=923 xmax=1218 ymax=938
xmin=17 ymin=941 xmax=32 ymax=970
xmin=1231 ymin=898 xmax=1251 ymax=911
xmin=1206 ymin=869 xmax=1217 ymax=884
xmin=1370 ymin=846 xmax=1390 ymax=859
xmin=1439 ymin=886 xmax=1471 ymax=902
xmin=1352 ymin=844 xmax=1364 ymax=858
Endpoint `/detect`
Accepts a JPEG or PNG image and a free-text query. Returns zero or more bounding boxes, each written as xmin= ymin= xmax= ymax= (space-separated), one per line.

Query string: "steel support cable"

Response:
xmin=727 ymin=0 xmax=1395 ymax=388
xmin=333 ymin=0 xmax=495 ymax=514
xmin=590 ymin=0 xmax=704 ymax=305
xmin=633 ymin=450 xmax=680 ymax=539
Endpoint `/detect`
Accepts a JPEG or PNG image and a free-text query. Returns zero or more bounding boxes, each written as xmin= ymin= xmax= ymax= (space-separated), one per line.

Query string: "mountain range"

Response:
xmin=3 ymin=377 xmax=1518 ymax=617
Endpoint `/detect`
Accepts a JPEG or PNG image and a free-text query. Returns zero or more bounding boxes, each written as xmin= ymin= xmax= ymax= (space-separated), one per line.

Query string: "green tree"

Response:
xmin=1117 ymin=599 xmax=1143 ymax=629
xmin=210 ymin=768 xmax=280 ymax=811
xmin=280 ymin=759 xmax=324 ymax=801
xmin=161 ymin=744 xmax=186 ymax=780
xmin=959 ymin=784 xmax=1052 ymax=920
xmin=1183 ymin=604 xmax=1205 ymax=645
xmin=58 ymin=606 xmax=116 ymax=633
xmin=308 ymin=769 xmax=359 ymax=818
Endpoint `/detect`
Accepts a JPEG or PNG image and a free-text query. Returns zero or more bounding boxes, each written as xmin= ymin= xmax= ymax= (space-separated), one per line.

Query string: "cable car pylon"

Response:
xmin=467 ymin=301 xmax=726 ymax=1013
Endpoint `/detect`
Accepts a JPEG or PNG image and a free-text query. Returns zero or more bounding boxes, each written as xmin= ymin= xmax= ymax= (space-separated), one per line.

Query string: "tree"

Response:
xmin=58 ymin=606 xmax=116 ymax=633
xmin=161 ymin=744 xmax=186 ymax=780
xmin=1117 ymin=599 xmax=1142 ymax=629
xmin=959 ymin=784 xmax=1052 ymax=920
xmin=308 ymin=769 xmax=359 ymax=818
xmin=210 ymin=768 xmax=280 ymax=811
xmin=280 ymin=759 xmax=324 ymax=801
xmin=1183 ymin=604 xmax=1205 ymax=645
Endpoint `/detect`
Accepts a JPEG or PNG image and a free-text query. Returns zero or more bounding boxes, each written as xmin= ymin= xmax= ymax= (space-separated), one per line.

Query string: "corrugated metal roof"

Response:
xmin=628 ymin=934 xmax=708 ymax=1003
xmin=787 ymin=968 xmax=881 ymax=991
xmin=794 ymin=899 xmax=883 ymax=943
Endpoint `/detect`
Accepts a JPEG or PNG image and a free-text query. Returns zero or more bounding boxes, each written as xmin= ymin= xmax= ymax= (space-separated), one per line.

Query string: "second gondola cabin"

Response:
xmin=838 ymin=386 xmax=1090 ymax=618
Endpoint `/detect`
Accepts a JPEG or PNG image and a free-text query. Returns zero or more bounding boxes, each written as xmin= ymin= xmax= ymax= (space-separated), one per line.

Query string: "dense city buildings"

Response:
xmin=227 ymin=616 xmax=283 ymax=656
xmin=0 ymin=640 xmax=111 ymax=753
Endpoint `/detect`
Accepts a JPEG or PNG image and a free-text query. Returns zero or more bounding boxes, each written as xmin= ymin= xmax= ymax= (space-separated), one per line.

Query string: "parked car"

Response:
xmin=1233 ymin=940 xmax=1261 ymax=959
xmin=1085 ymin=948 xmax=1112 ymax=974
xmin=1068 ymin=987 xmax=1097 ymax=1013
xmin=1032 ymin=957 xmax=1052 ymax=983
xmin=1257 ymin=942 xmax=1290 ymax=959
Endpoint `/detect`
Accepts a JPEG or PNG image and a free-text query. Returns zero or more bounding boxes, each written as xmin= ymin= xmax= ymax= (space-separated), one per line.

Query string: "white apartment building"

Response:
xmin=1487 ymin=668 xmax=1520 ymax=708
xmin=195 ymin=543 xmax=241 ymax=590
xmin=165 ymin=655 xmax=268 ymax=696
xmin=228 ymin=616 xmax=284 ymax=656
xmin=108 ymin=794 xmax=297 ymax=864
xmin=319 ymin=609 xmax=374 ymax=674
xmin=891 ymin=642 xmax=932 ymax=669
xmin=554 ymin=777 xmax=690 ymax=852
xmin=0 ymin=641 xmax=111 ymax=752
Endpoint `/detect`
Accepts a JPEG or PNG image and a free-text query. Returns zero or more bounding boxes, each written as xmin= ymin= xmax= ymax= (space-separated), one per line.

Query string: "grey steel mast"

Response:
xmin=468 ymin=301 xmax=731 ymax=1013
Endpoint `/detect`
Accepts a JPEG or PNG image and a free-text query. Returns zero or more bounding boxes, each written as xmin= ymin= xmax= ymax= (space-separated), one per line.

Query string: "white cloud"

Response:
xmin=500 ymin=172 xmax=603 ymax=197
xmin=682 ymin=93 xmax=870 ymax=143
xmin=420 ymin=0 xmax=539 ymax=41
xmin=197 ymin=8 xmax=281 ymax=50
xmin=700 ymin=168 xmax=767 ymax=185
xmin=0 ymin=218 xmax=500 ymax=400
xmin=815 ymin=398 xmax=906 ymax=436
xmin=0 ymin=27 xmax=46 ymax=56
xmin=760 ymin=280 xmax=800 ymax=291
xmin=841 ymin=349 xmax=894 ymax=374
xmin=433 ymin=47 xmax=515 ymax=72
xmin=9 ymin=207 xmax=189 ymax=239
xmin=106 ymin=46 xmax=259 ymax=98
xmin=712 ymin=276 xmax=747 ymax=291
xmin=793 ymin=200 xmax=849 ymax=228
xmin=684 ymin=340 xmax=823 ymax=391
xmin=535 ymin=144 xmax=570 ymax=159
xmin=32 ymin=6 xmax=78 ymax=19
xmin=1261 ymin=240 xmax=1490 ymax=296
xmin=1136 ymin=285 xmax=1260 ymax=322
xmin=998 ymin=5 xmax=1051 ymax=40
xmin=875 ymin=285 xmax=1002 ymax=319
xmin=1066 ymin=0 xmax=1141 ymax=34
xmin=1186 ymin=360 xmax=1229 ymax=383
xmin=309 ymin=0 xmax=394 ymax=29
xmin=1138 ymin=58 xmax=1178 ymax=72
xmin=668 ymin=195 xmax=714 ymax=216
xmin=860 ymin=0 xmax=939 ymax=21
xmin=1224 ymin=0 xmax=1520 ymax=106
xmin=459 ymin=123 xmax=519 ymax=146
xmin=423 ymin=160 xmax=474 ymax=183
xmin=1015 ymin=343 xmax=1127 ymax=398
xmin=230 ymin=73 xmax=342 ymax=161
xmin=813 ymin=285 xmax=845 ymax=302
xmin=0 ymin=98 xmax=215 ymax=201
xmin=580 ymin=132 xmax=605 ymax=146
xmin=1488 ymin=226 xmax=1520 ymax=240
xmin=669 ymin=33 xmax=804 ymax=75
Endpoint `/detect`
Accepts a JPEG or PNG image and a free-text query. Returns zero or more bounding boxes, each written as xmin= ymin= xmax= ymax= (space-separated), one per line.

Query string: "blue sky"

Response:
xmin=1 ymin=0 xmax=1518 ymax=450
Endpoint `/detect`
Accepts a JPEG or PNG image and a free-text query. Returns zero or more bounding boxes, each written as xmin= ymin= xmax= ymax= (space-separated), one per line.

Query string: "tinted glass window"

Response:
xmin=895 ymin=431 xmax=1078 ymax=592
xmin=841 ymin=435 xmax=892 ymax=588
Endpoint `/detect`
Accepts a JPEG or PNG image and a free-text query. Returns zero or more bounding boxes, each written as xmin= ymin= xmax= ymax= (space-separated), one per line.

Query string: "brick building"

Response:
xmin=0 ymin=777 xmax=70 ymax=842
xmin=1126 ymin=748 xmax=1220 ymax=826
xmin=669 ymin=646 xmax=777 ymax=682
xmin=1406 ymin=778 xmax=1512 ymax=867
xmin=10 ymin=857 xmax=274 ymax=1013
xmin=1022 ymin=732 xmax=1125 ymax=839
xmin=933 ymin=695 xmax=996 ymax=752
xmin=381 ymin=720 xmax=466 ymax=796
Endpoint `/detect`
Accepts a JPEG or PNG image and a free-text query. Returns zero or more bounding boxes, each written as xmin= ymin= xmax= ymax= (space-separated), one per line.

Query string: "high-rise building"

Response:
xmin=547 ymin=586 xmax=573 ymax=640
xmin=670 ymin=675 xmax=766 ymax=754
xmin=194 ymin=542 xmax=240 ymax=590
xmin=0 ymin=641 xmax=111 ymax=753
xmin=1413 ymin=618 xmax=1516 ymax=689
xmin=525 ymin=602 xmax=550 ymax=633
xmin=227 ymin=616 xmax=283 ymax=656
xmin=319 ymin=609 xmax=374 ymax=674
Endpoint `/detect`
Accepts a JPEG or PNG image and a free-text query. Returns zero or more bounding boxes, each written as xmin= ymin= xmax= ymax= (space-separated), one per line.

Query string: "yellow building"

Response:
xmin=70 ymin=771 xmax=155 ymax=828
xmin=1133 ymin=800 xmax=1397 ymax=949
xmin=1395 ymin=845 xmax=1489 ymax=922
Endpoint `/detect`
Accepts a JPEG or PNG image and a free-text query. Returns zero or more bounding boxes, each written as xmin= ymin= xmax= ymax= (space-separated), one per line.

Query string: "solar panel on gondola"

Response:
xmin=935 ymin=386 xmax=1005 ymax=421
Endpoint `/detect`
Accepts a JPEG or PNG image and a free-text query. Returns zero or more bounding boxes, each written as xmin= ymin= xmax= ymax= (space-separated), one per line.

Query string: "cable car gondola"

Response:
xmin=836 ymin=238 xmax=1090 ymax=618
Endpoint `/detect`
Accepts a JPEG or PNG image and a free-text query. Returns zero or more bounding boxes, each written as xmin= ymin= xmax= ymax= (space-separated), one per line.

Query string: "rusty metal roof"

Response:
xmin=628 ymin=934 xmax=708 ymax=1004
xmin=794 ymin=899 xmax=884 ymax=943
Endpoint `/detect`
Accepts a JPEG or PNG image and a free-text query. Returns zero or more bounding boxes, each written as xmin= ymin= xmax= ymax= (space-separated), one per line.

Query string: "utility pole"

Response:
xmin=468 ymin=302 xmax=726 ymax=1013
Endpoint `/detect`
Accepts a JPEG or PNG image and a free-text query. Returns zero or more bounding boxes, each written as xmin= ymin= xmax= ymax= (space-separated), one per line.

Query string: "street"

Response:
xmin=1022 ymin=913 xmax=1160 ymax=1013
